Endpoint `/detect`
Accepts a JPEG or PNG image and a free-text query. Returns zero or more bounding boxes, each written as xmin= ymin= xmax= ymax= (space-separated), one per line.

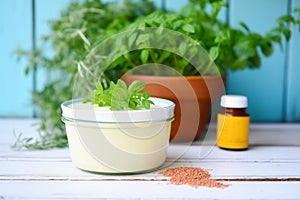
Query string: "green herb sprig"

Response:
xmin=11 ymin=129 xmax=68 ymax=150
xmin=84 ymin=80 xmax=154 ymax=110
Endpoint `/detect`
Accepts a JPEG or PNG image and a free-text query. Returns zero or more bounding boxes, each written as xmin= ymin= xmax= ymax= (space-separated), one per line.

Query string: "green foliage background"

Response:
xmin=14 ymin=0 xmax=299 ymax=149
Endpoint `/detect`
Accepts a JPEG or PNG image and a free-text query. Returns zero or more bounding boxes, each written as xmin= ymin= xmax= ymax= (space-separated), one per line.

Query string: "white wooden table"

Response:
xmin=1 ymin=119 xmax=300 ymax=199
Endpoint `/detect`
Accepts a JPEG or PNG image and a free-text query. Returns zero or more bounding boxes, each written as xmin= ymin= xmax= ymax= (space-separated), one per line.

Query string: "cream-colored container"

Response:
xmin=61 ymin=97 xmax=175 ymax=174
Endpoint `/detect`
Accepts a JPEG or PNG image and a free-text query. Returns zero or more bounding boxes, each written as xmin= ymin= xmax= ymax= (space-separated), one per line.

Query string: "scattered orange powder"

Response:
xmin=159 ymin=167 xmax=230 ymax=189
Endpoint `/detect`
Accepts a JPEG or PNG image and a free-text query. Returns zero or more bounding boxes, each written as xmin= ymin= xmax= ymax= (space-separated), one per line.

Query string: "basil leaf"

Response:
xmin=85 ymin=79 xmax=154 ymax=110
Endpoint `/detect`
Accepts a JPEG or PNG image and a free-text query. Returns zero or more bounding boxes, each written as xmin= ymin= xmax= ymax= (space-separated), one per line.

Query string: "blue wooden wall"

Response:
xmin=1 ymin=0 xmax=33 ymax=117
xmin=1 ymin=0 xmax=300 ymax=122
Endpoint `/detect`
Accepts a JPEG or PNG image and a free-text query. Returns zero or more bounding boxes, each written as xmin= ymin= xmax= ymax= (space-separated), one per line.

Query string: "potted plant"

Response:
xmin=90 ymin=0 xmax=299 ymax=142
xmin=61 ymin=79 xmax=175 ymax=173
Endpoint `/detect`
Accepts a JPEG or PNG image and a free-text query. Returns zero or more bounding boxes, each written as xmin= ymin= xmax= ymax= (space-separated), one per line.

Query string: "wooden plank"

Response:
xmin=2 ymin=144 xmax=300 ymax=161
xmin=0 ymin=118 xmax=40 ymax=145
xmin=1 ymin=120 xmax=300 ymax=162
xmin=286 ymin=0 xmax=300 ymax=121
xmin=2 ymin=119 xmax=300 ymax=146
xmin=195 ymin=123 xmax=300 ymax=146
xmin=167 ymin=144 xmax=300 ymax=162
xmin=1 ymin=180 xmax=300 ymax=200
xmin=0 ymin=0 xmax=33 ymax=117
xmin=1 ymin=160 xmax=300 ymax=180
xmin=1 ymin=120 xmax=300 ymax=199
xmin=247 ymin=124 xmax=300 ymax=146
xmin=227 ymin=0 xmax=288 ymax=121
xmin=0 ymin=148 xmax=70 ymax=160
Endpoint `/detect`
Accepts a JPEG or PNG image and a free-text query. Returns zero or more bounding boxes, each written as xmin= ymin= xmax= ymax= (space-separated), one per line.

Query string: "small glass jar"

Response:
xmin=217 ymin=95 xmax=250 ymax=150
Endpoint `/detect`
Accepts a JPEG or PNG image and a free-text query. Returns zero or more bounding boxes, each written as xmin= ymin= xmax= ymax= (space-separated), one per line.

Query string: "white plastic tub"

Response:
xmin=61 ymin=97 xmax=175 ymax=174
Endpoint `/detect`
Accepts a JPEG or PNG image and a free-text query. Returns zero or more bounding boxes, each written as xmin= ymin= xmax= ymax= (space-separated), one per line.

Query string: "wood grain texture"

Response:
xmin=0 ymin=119 xmax=300 ymax=199
xmin=1 ymin=181 xmax=300 ymax=200
xmin=286 ymin=0 xmax=300 ymax=122
xmin=1 ymin=160 xmax=300 ymax=180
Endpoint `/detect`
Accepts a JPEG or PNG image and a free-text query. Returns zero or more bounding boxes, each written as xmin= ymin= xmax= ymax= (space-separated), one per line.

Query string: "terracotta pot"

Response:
xmin=122 ymin=75 xmax=225 ymax=142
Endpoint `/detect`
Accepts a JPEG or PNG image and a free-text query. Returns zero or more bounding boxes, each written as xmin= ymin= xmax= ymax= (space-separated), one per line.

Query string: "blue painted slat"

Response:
xmin=227 ymin=0 xmax=288 ymax=122
xmin=286 ymin=0 xmax=300 ymax=122
xmin=150 ymin=0 xmax=163 ymax=9
xmin=35 ymin=0 xmax=71 ymax=92
xmin=0 ymin=0 xmax=33 ymax=117
xmin=165 ymin=0 xmax=228 ymax=22
xmin=165 ymin=0 xmax=189 ymax=12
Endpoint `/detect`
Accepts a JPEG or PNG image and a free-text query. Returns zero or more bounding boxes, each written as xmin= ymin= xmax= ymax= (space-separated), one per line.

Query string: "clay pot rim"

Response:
xmin=122 ymin=74 xmax=224 ymax=81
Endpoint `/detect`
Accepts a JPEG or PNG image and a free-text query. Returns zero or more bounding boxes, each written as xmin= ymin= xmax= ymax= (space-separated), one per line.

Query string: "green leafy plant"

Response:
xmin=84 ymin=80 xmax=154 ymax=110
xmin=14 ymin=0 xmax=156 ymax=150
xmin=108 ymin=0 xmax=300 ymax=75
